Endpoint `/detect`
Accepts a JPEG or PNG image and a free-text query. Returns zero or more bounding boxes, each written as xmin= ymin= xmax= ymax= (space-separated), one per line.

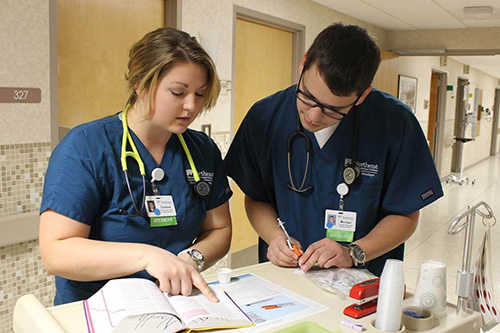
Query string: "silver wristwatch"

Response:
xmin=348 ymin=243 xmax=366 ymax=267
xmin=180 ymin=249 xmax=205 ymax=271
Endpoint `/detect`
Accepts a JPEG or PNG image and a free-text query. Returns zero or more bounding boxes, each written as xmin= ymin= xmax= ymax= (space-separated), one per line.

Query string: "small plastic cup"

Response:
xmin=217 ymin=267 xmax=232 ymax=284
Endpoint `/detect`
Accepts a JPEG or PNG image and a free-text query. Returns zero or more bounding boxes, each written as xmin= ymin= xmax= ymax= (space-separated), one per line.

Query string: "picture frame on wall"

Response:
xmin=397 ymin=75 xmax=418 ymax=113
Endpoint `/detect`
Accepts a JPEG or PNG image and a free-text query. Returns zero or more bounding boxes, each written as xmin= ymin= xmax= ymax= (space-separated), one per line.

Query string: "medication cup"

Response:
xmin=217 ymin=267 xmax=232 ymax=284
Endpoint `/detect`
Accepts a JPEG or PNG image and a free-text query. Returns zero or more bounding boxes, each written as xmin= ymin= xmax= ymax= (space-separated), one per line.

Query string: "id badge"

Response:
xmin=145 ymin=195 xmax=178 ymax=227
xmin=324 ymin=209 xmax=357 ymax=242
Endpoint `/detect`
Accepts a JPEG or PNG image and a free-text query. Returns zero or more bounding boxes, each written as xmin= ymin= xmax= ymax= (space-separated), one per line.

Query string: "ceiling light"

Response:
xmin=463 ymin=6 xmax=493 ymax=19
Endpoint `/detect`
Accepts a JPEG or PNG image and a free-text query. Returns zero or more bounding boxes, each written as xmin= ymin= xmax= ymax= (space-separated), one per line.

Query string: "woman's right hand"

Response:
xmin=142 ymin=246 xmax=218 ymax=302
xmin=267 ymin=234 xmax=302 ymax=268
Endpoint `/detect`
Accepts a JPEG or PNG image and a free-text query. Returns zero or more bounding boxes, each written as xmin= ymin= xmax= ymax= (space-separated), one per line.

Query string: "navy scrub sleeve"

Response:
xmin=40 ymin=115 xmax=232 ymax=304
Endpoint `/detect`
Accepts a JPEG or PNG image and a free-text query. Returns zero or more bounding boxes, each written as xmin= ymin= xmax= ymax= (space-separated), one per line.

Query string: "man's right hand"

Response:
xmin=267 ymin=234 xmax=302 ymax=267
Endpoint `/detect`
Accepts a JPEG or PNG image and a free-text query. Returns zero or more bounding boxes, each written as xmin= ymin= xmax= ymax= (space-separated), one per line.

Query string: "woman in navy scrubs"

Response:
xmin=39 ymin=28 xmax=232 ymax=305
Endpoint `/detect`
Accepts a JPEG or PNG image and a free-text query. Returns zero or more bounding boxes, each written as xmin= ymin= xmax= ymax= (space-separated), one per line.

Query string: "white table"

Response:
xmin=13 ymin=262 xmax=482 ymax=332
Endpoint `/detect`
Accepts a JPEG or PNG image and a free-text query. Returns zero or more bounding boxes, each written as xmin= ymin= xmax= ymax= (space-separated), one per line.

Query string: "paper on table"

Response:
xmin=210 ymin=273 xmax=328 ymax=332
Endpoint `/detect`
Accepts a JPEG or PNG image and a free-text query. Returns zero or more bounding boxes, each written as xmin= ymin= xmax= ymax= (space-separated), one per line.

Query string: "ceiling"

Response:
xmin=311 ymin=0 xmax=500 ymax=79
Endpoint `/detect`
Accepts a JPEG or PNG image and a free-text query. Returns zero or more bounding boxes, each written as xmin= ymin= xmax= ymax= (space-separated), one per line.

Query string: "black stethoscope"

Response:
xmin=119 ymin=105 xmax=211 ymax=217
xmin=286 ymin=106 xmax=360 ymax=193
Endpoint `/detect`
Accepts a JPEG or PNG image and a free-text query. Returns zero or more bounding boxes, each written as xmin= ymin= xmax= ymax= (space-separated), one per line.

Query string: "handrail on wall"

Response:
xmin=447 ymin=201 xmax=495 ymax=317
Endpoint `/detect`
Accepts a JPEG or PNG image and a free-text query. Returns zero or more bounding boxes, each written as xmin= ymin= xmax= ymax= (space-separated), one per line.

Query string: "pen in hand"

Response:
xmin=277 ymin=218 xmax=302 ymax=258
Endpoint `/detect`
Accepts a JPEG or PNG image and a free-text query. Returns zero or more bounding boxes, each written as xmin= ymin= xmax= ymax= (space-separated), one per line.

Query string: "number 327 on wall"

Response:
xmin=0 ymin=87 xmax=41 ymax=103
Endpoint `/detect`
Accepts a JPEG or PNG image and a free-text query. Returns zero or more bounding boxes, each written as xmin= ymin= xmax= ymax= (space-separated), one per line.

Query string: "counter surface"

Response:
xmin=14 ymin=262 xmax=482 ymax=332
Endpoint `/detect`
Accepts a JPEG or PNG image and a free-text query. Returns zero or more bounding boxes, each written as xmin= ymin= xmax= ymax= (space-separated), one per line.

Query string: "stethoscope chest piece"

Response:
xmin=193 ymin=180 xmax=211 ymax=197
xmin=343 ymin=164 xmax=360 ymax=185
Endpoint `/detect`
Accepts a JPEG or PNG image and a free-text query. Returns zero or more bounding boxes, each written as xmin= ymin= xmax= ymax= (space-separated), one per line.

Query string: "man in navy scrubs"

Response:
xmin=224 ymin=23 xmax=443 ymax=276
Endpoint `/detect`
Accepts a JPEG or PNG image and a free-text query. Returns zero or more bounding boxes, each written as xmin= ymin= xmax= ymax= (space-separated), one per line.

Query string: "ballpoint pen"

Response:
xmin=277 ymin=218 xmax=302 ymax=258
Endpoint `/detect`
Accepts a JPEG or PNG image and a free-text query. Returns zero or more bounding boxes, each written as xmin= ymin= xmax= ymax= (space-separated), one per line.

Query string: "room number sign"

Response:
xmin=0 ymin=87 xmax=41 ymax=103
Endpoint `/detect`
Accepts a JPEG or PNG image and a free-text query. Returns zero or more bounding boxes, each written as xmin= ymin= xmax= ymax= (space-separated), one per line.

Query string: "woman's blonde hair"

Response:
xmin=125 ymin=27 xmax=220 ymax=114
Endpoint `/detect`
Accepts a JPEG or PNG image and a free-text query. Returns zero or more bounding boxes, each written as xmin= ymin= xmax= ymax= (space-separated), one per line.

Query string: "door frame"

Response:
xmin=491 ymin=88 xmax=500 ymax=155
xmin=230 ymin=5 xmax=305 ymax=135
xmin=166 ymin=0 xmax=181 ymax=28
xmin=430 ymin=68 xmax=448 ymax=176
xmin=451 ymin=77 xmax=470 ymax=172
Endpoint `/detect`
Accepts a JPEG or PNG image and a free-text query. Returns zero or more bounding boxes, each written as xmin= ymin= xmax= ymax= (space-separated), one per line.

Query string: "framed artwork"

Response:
xmin=398 ymin=75 xmax=418 ymax=113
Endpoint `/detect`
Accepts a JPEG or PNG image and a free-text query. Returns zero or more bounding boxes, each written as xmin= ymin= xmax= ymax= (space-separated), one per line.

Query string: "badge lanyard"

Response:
xmin=324 ymin=109 xmax=360 ymax=242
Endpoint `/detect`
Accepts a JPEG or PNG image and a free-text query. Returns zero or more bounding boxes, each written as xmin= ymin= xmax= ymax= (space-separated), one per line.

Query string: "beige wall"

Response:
xmin=0 ymin=1 xmax=54 ymax=145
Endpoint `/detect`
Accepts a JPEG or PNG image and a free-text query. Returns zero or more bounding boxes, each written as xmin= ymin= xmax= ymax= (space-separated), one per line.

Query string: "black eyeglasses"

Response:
xmin=295 ymin=69 xmax=358 ymax=120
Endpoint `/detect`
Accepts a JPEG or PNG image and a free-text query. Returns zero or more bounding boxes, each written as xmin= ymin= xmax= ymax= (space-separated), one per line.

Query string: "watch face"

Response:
xmin=191 ymin=249 xmax=204 ymax=261
xmin=350 ymin=244 xmax=365 ymax=263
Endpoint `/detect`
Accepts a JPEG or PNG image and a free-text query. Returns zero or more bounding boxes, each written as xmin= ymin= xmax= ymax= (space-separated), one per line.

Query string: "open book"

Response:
xmin=83 ymin=278 xmax=254 ymax=332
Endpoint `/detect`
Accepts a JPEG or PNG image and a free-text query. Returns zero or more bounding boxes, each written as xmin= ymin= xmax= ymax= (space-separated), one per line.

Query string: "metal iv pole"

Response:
xmin=447 ymin=201 xmax=495 ymax=317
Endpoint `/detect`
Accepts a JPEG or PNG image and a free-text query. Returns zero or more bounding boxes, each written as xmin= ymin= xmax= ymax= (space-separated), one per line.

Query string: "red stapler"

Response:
xmin=343 ymin=278 xmax=380 ymax=319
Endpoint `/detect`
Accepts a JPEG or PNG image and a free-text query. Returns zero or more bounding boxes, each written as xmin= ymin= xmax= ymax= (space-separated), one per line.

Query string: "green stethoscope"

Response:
xmin=120 ymin=104 xmax=211 ymax=217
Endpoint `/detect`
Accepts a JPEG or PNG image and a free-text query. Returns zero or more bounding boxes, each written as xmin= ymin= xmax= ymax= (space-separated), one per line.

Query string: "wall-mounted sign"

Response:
xmin=0 ymin=87 xmax=41 ymax=103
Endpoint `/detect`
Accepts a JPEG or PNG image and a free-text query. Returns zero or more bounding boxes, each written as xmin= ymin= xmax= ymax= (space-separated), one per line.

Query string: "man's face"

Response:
xmin=296 ymin=64 xmax=360 ymax=132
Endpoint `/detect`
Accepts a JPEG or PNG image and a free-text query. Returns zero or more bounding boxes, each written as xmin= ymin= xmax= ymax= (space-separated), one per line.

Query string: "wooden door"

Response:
xmin=372 ymin=50 xmax=399 ymax=96
xmin=58 ymin=0 xmax=165 ymax=131
xmin=428 ymin=72 xmax=440 ymax=156
xmin=232 ymin=18 xmax=293 ymax=252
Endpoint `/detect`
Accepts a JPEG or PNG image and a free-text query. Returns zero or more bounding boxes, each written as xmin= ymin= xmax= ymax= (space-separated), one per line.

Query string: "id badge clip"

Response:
xmin=145 ymin=195 xmax=177 ymax=227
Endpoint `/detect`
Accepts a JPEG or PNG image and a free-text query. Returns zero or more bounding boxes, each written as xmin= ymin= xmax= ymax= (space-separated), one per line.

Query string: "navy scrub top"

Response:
xmin=224 ymin=86 xmax=443 ymax=276
xmin=40 ymin=114 xmax=232 ymax=305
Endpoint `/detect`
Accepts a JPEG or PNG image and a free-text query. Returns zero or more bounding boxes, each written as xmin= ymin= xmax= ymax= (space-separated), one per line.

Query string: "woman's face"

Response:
xmin=146 ymin=61 xmax=208 ymax=134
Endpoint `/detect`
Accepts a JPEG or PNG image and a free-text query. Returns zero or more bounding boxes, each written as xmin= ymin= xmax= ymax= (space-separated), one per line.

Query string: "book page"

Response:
xmin=167 ymin=286 xmax=253 ymax=330
xmin=84 ymin=278 xmax=184 ymax=333
xmin=210 ymin=274 xmax=328 ymax=332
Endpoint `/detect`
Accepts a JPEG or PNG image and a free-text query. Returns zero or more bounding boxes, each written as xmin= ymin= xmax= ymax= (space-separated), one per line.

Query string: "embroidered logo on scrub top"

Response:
xmin=345 ymin=158 xmax=379 ymax=178
xmin=420 ymin=189 xmax=435 ymax=201
xmin=185 ymin=170 xmax=214 ymax=184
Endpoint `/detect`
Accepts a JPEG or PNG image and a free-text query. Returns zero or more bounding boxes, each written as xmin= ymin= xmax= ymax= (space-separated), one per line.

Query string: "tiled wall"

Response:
xmin=0 ymin=142 xmax=52 ymax=332
xmin=0 ymin=240 xmax=54 ymax=333
xmin=0 ymin=143 xmax=50 ymax=218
